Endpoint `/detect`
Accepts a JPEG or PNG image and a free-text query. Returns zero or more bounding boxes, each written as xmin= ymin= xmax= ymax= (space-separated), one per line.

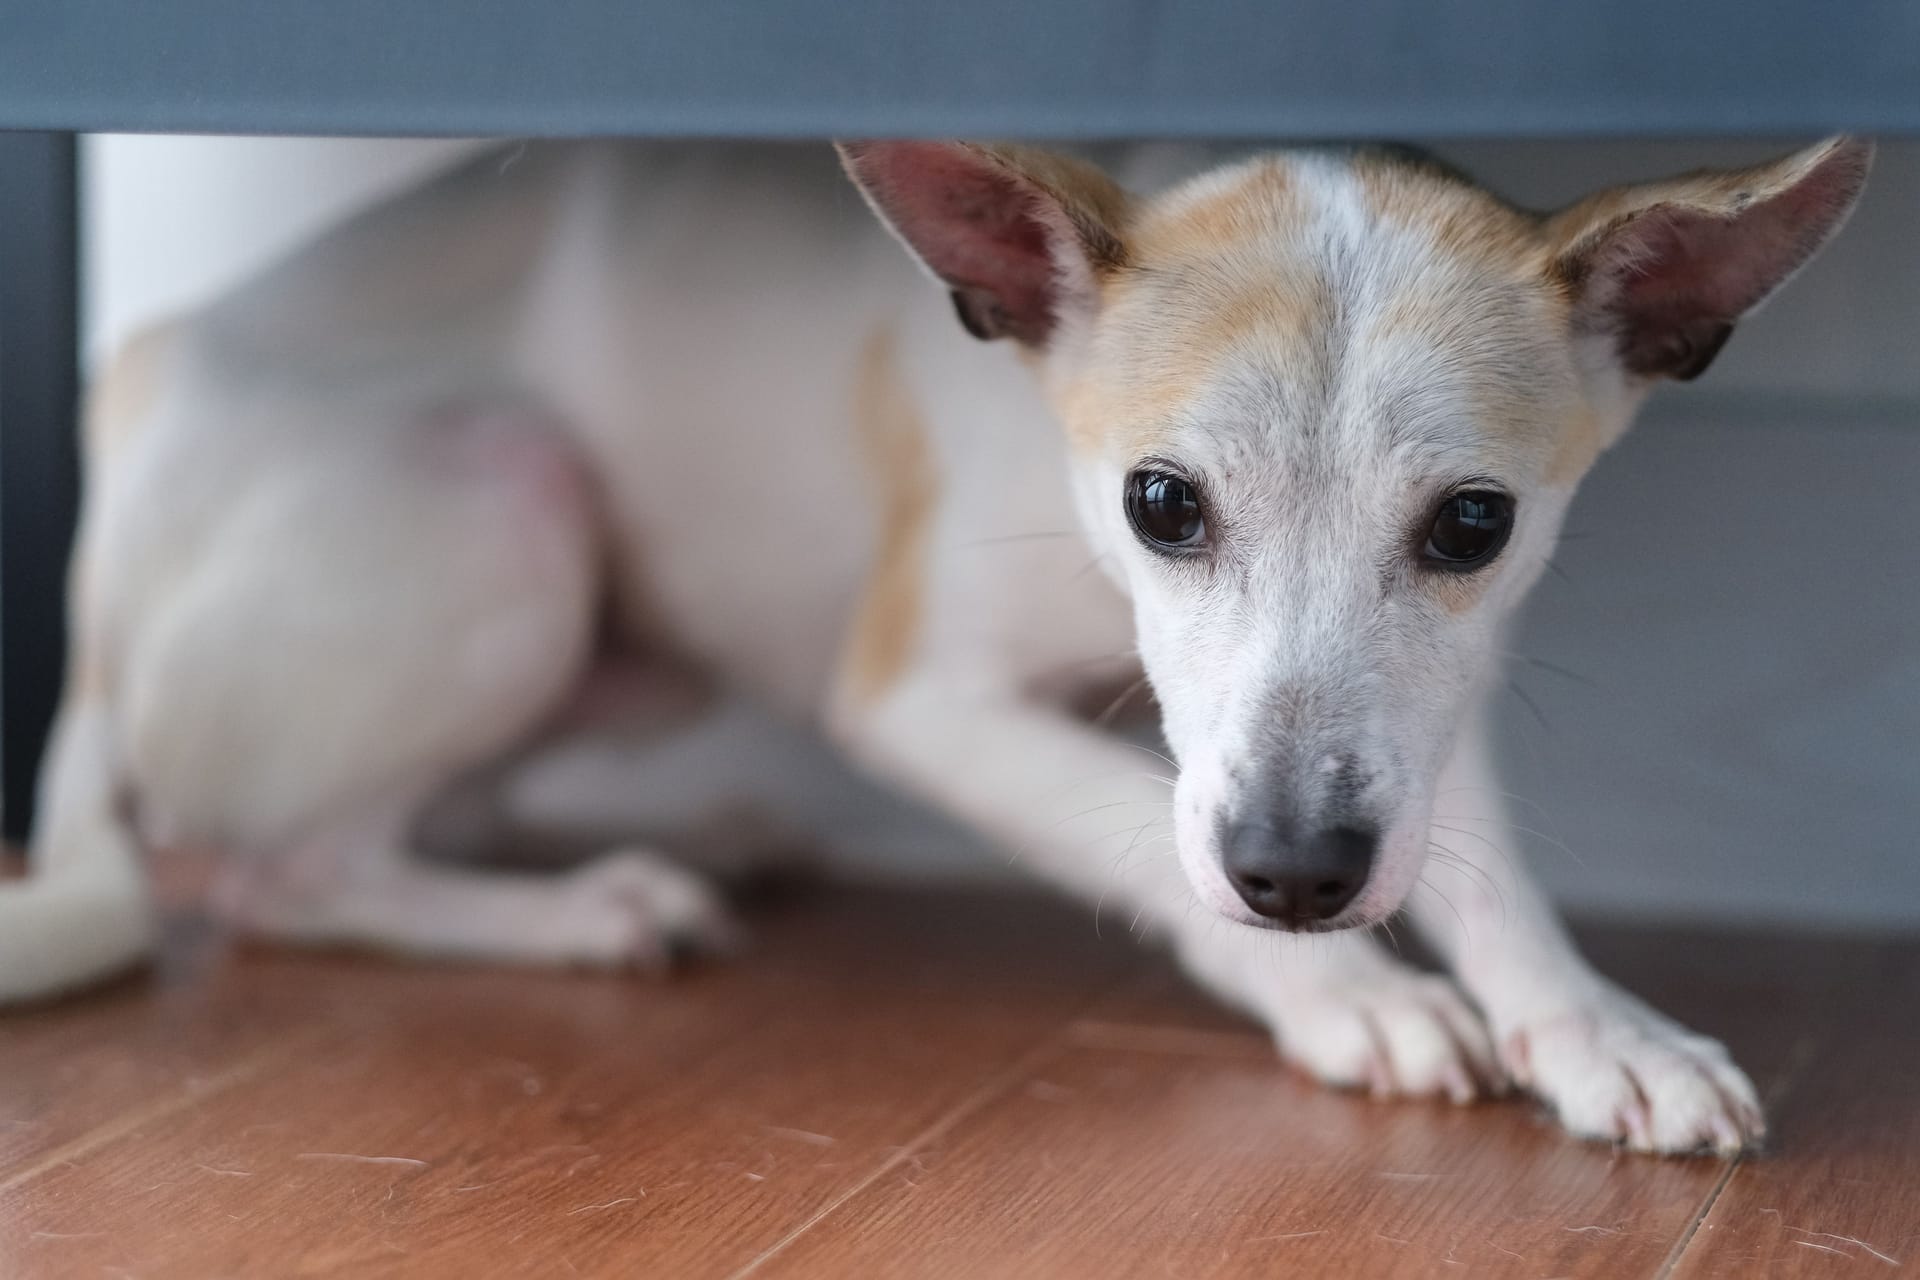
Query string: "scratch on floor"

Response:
xmin=568 ymin=1195 xmax=644 ymax=1214
xmin=296 ymin=1153 xmax=430 ymax=1169
xmin=0 ymin=1032 xmax=324 ymax=1194
xmin=763 ymin=1126 xmax=837 ymax=1147
xmin=1787 ymin=1228 xmax=1901 ymax=1266
xmin=729 ymin=1028 xmax=1079 ymax=1277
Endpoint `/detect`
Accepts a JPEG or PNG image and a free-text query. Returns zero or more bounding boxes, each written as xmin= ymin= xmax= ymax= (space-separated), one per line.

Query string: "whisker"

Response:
xmin=1505 ymin=679 xmax=1552 ymax=734
xmin=1500 ymin=651 xmax=1599 ymax=689
xmin=1433 ymin=784 xmax=1563 ymax=832
xmin=1069 ymin=554 xmax=1114 ymax=584
xmin=1426 ymin=841 xmax=1504 ymax=902
xmin=1029 ymin=766 xmax=1177 ymax=812
xmin=951 ymin=529 xmax=1080 ymax=551
xmin=1093 ymin=675 xmax=1154 ymax=729
xmin=1414 ymin=872 xmax=1473 ymax=940
xmin=1431 ymin=815 xmax=1584 ymax=867
xmin=1426 ymin=822 xmax=1517 ymax=871
xmin=1114 ymin=740 xmax=1180 ymax=772
xmin=1004 ymin=798 xmax=1174 ymax=869
xmin=1092 ymin=816 xmax=1176 ymax=861
xmin=1095 ymin=815 xmax=1174 ymax=937
xmin=1426 ymin=842 xmax=1509 ymax=927
xmin=1041 ymin=648 xmax=1146 ymax=673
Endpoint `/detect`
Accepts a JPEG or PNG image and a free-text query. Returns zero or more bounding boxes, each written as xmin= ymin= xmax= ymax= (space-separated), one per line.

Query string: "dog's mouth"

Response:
xmin=1200 ymin=881 xmax=1412 ymax=935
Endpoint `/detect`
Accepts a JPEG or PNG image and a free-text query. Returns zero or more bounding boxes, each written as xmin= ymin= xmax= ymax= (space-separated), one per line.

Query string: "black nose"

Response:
xmin=1223 ymin=822 xmax=1375 ymax=925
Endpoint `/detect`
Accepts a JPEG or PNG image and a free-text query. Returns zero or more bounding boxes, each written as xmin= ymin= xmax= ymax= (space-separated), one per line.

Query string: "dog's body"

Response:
xmin=1 ymin=138 xmax=1868 ymax=1154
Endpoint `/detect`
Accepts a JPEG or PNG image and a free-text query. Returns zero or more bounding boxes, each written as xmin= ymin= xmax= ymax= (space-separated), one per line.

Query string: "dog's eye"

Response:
xmin=1424 ymin=490 xmax=1514 ymax=568
xmin=1126 ymin=470 xmax=1206 ymax=551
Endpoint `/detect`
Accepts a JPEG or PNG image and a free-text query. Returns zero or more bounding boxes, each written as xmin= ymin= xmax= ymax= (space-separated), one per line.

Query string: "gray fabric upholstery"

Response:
xmin=1 ymin=0 xmax=1914 ymax=137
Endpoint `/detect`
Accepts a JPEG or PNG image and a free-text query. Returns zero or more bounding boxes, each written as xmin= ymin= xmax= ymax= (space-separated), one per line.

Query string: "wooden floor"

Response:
xmin=2 ymin=881 xmax=1915 ymax=1279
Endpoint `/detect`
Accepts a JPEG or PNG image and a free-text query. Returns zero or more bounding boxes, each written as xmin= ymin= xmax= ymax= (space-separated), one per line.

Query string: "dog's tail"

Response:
xmin=0 ymin=701 xmax=156 ymax=1004
xmin=0 ymin=322 xmax=175 ymax=1005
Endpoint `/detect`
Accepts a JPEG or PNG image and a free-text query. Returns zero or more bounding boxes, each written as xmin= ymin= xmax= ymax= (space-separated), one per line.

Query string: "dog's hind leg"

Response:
xmin=212 ymin=796 xmax=739 ymax=970
xmin=111 ymin=396 xmax=734 ymax=971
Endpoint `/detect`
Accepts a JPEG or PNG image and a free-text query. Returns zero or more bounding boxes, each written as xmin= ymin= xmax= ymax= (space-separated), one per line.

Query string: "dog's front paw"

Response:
xmin=1502 ymin=987 xmax=1763 ymax=1155
xmin=1276 ymin=968 xmax=1504 ymax=1104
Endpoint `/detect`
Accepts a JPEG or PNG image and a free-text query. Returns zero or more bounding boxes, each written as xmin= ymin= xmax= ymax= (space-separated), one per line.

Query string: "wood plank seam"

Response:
xmin=1654 ymin=1159 xmax=1741 ymax=1280
xmin=1654 ymin=1030 xmax=1828 ymax=1278
xmin=728 ymin=981 xmax=1136 ymax=1277
xmin=0 ymin=1028 xmax=326 ymax=1193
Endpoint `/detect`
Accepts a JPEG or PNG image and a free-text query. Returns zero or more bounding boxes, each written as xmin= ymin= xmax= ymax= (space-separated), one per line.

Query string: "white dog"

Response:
xmin=0 ymin=137 xmax=1868 ymax=1154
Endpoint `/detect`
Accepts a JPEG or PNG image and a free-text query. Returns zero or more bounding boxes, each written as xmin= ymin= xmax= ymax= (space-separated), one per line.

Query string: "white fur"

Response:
xmin=0 ymin=138 xmax=1861 ymax=1155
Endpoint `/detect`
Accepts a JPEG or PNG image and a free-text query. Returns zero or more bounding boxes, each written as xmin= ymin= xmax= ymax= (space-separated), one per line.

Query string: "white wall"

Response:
xmin=81 ymin=137 xmax=1920 ymax=929
xmin=82 ymin=136 xmax=489 ymax=369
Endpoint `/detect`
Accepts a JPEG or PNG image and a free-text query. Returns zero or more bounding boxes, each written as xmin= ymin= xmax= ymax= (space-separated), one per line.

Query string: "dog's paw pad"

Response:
xmin=1503 ymin=994 xmax=1763 ymax=1155
xmin=1277 ymin=970 xmax=1504 ymax=1104
xmin=558 ymin=850 xmax=742 ymax=972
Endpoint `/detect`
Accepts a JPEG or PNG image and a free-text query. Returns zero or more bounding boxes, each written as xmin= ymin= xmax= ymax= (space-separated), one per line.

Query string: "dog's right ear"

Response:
xmin=837 ymin=141 xmax=1132 ymax=348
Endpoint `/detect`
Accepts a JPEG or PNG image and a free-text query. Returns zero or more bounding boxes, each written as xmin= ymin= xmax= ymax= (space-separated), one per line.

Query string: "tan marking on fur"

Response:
xmin=1052 ymin=370 xmax=1176 ymax=460
xmin=1128 ymin=159 xmax=1300 ymax=265
xmin=1056 ymin=162 xmax=1321 ymax=459
xmin=1347 ymin=151 xmax=1603 ymax=474
xmin=971 ymin=143 xmax=1135 ymax=274
xmin=1352 ymin=150 xmax=1551 ymax=280
xmin=1543 ymin=404 xmax=1607 ymax=488
xmin=61 ymin=547 xmax=115 ymax=706
xmin=84 ymin=320 xmax=182 ymax=464
xmin=1428 ymin=568 xmax=1497 ymax=617
xmin=1409 ymin=147 xmax=1863 ymax=479
xmin=1056 ymin=149 xmax=1602 ymax=483
xmin=837 ymin=329 xmax=937 ymax=704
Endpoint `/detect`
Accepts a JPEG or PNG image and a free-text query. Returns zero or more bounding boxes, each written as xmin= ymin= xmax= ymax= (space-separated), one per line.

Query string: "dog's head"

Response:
xmin=840 ymin=138 xmax=1869 ymax=931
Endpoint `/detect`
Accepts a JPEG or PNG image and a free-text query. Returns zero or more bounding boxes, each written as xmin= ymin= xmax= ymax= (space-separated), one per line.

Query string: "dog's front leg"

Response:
xmin=1409 ymin=710 xmax=1765 ymax=1153
xmin=833 ymin=675 xmax=1501 ymax=1101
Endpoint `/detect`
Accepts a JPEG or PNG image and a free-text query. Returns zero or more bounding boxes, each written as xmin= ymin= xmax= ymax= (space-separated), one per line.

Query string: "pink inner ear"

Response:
xmin=847 ymin=143 xmax=1061 ymax=344
xmin=1593 ymin=157 xmax=1864 ymax=379
xmin=1611 ymin=200 xmax=1805 ymax=326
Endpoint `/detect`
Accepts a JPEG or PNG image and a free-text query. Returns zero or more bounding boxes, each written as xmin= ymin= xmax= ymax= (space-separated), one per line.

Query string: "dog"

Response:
xmin=0 ymin=136 xmax=1868 ymax=1154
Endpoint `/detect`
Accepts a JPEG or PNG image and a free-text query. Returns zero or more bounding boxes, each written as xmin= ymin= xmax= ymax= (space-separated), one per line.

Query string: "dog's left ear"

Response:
xmin=1548 ymin=136 xmax=1872 ymax=381
xmin=837 ymin=140 xmax=1132 ymax=347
